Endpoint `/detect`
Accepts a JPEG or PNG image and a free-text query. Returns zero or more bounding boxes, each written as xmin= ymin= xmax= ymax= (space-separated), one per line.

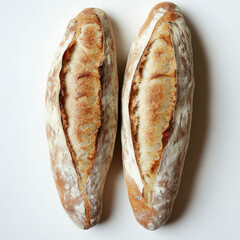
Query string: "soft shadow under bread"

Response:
xmin=99 ymin=16 xmax=127 ymax=223
xmin=168 ymin=14 xmax=210 ymax=224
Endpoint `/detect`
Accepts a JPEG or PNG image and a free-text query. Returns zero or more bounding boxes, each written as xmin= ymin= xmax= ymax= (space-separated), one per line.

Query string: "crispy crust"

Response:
xmin=45 ymin=8 xmax=118 ymax=229
xmin=121 ymin=2 xmax=194 ymax=230
xmin=59 ymin=10 xmax=103 ymax=227
xmin=129 ymin=14 xmax=177 ymax=204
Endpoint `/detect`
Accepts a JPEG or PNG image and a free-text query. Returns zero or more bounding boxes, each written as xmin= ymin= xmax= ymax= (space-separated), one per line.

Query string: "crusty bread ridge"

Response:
xmin=45 ymin=8 xmax=118 ymax=229
xmin=121 ymin=2 xmax=194 ymax=230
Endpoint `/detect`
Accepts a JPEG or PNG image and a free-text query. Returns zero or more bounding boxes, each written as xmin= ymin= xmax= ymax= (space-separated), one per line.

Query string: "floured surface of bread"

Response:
xmin=129 ymin=19 xmax=177 ymax=203
xmin=59 ymin=12 xmax=104 ymax=226
xmin=46 ymin=8 xmax=118 ymax=229
xmin=122 ymin=2 xmax=194 ymax=230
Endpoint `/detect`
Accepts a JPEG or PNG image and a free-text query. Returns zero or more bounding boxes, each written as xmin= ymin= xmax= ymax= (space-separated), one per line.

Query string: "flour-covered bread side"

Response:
xmin=45 ymin=8 xmax=118 ymax=229
xmin=121 ymin=2 xmax=194 ymax=230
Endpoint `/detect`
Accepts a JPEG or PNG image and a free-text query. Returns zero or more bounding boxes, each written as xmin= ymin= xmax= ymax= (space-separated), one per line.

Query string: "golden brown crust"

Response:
xmin=122 ymin=2 xmax=194 ymax=230
xmin=45 ymin=8 xmax=118 ymax=229
xmin=129 ymin=9 xmax=178 ymax=204
xmin=124 ymin=174 xmax=159 ymax=228
xmin=59 ymin=10 xmax=103 ymax=226
xmin=138 ymin=2 xmax=180 ymax=37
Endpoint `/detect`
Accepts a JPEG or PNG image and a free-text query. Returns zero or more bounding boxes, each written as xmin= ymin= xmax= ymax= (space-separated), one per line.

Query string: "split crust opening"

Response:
xmin=59 ymin=11 xmax=103 ymax=227
xmin=129 ymin=19 xmax=177 ymax=204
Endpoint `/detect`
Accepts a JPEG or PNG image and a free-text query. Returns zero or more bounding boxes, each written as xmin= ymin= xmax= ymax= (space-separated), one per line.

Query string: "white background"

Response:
xmin=0 ymin=0 xmax=239 ymax=239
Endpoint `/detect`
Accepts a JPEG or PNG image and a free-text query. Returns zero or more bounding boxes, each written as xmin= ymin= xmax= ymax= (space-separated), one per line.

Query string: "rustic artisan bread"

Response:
xmin=121 ymin=2 xmax=195 ymax=230
xmin=45 ymin=8 xmax=118 ymax=229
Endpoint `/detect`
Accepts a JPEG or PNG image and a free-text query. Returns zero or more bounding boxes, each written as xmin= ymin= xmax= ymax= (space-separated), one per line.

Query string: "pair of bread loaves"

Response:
xmin=45 ymin=2 xmax=194 ymax=230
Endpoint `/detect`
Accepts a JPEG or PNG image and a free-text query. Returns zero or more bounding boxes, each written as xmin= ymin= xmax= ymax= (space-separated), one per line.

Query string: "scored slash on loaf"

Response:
xmin=121 ymin=2 xmax=195 ymax=230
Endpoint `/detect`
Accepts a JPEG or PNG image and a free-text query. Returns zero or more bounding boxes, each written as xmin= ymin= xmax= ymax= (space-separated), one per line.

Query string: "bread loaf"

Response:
xmin=45 ymin=8 xmax=118 ymax=229
xmin=121 ymin=2 xmax=194 ymax=230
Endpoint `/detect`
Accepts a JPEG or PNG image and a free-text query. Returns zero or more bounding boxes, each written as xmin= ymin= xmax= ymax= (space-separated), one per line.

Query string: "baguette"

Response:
xmin=121 ymin=2 xmax=194 ymax=230
xmin=45 ymin=8 xmax=118 ymax=229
